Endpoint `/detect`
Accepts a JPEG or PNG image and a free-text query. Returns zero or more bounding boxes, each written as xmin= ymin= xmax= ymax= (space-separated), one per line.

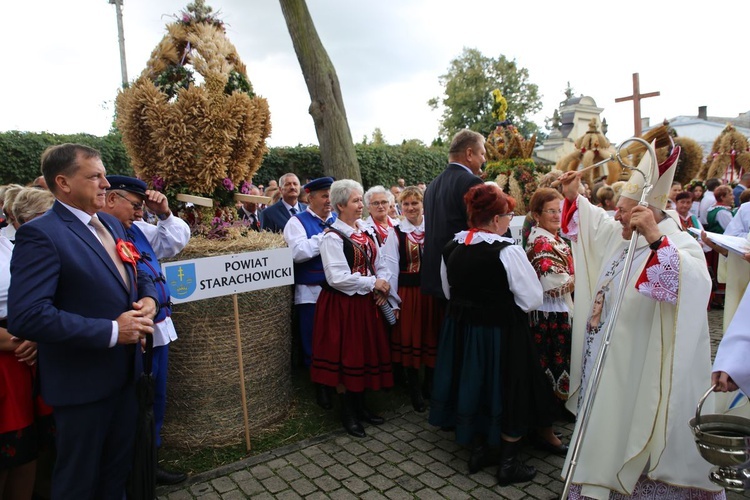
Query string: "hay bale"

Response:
xmin=161 ymin=231 xmax=293 ymax=449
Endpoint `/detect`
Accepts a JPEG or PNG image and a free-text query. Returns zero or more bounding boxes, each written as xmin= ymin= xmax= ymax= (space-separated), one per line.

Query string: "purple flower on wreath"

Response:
xmin=222 ymin=178 xmax=235 ymax=191
xmin=152 ymin=176 xmax=165 ymax=191
xmin=239 ymin=180 xmax=251 ymax=194
xmin=212 ymin=216 xmax=222 ymax=226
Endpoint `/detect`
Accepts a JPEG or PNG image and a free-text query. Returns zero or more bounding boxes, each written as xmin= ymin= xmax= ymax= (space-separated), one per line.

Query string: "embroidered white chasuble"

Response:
xmin=561 ymin=196 xmax=721 ymax=499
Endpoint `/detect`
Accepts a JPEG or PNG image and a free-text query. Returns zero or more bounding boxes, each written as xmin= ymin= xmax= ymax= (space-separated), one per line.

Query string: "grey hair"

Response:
xmin=364 ymin=185 xmax=388 ymax=206
xmin=330 ymin=179 xmax=364 ymax=214
xmin=12 ymin=188 xmax=55 ymax=225
xmin=278 ymin=172 xmax=299 ymax=186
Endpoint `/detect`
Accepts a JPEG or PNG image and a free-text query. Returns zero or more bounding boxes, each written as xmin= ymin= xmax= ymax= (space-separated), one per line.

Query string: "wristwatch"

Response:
xmin=649 ymin=235 xmax=664 ymax=251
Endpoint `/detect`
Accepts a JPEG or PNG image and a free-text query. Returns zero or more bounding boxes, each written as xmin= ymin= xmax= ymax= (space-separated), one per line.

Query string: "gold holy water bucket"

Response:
xmin=689 ymin=385 xmax=750 ymax=491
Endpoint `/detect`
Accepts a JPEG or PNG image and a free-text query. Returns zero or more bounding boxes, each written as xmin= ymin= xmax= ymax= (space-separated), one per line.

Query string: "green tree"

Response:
xmin=428 ymin=48 xmax=542 ymax=140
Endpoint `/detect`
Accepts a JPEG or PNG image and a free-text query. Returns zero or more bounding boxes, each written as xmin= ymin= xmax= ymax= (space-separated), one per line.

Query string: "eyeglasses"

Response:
xmin=114 ymin=191 xmax=144 ymax=212
xmin=498 ymin=212 xmax=515 ymax=218
xmin=369 ymin=200 xmax=389 ymax=207
xmin=541 ymin=209 xmax=562 ymax=215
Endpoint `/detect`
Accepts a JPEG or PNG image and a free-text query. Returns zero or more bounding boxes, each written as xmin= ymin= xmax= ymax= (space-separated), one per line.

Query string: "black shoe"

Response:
xmin=468 ymin=444 xmax=488 ymax=474
xmin=315 ymin=384 xmax=333 ymax=410
xmin=355 ymin=392 xmax=385 ymax=425
xmin=341 ymin=393 xmax=366 ymax=438
xmin=497 ymin=440 xmax=536 ymax=486
xmin=534 ymin=438 xmax=569 ymax=457
xmin=407 ymin=368 xmax=426 ymax=413
xmin=156 ymin=465 xmax=187 ymax=485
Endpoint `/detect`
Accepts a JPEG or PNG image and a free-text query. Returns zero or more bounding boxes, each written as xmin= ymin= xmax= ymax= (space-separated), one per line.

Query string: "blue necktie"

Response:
xmin=290 ymin=207 xmax=297 ymax=215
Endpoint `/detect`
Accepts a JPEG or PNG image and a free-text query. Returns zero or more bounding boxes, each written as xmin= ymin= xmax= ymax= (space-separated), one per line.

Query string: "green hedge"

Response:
xmin=256 ymin=143 xmax=449 ymax=189
xmin=0 ymin=131 xmax=449 ymax=189
xmin=0 ymin=131 xmax=133 ymax=185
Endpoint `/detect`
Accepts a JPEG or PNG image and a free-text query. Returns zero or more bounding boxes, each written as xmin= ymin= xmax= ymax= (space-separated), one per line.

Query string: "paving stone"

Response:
xmin=393 ymin=429 xmax=417 ymax=442
xmin=379 ymin=421 xmax=400 ymax=432
xmin=366 ymin=473 xmax=396 ymax=491
xmin=384 ymin=486 xmax=414 ymax=499
xmin=448 ymin=457 xmax=469 ymax=473
xmin=229 ymin=469 xmax=253 ymax=483
xmin=305 ymin=492 xmax=331 ymax=500
xmin=301 ymin=445 xmax=324 ymax=458
xmin=333 ymin=450 xmax=358 ymax=466
xmin=363 ymin=439 xmax=389 ymax=453
xmin=472 ymin=469 xmax=498 ymax=487
xmin=411 ymin=438 xmax=436 ymax=453
xmin=429 ymin=448 xmax=455 ymax=465
xmin=275 ymin=489 xmax=303 ymax=500
xmin=417 ymin=471 xmax=447 ymax=489
xmin=437 ymin=485 xmax=472 ymax=500
xmin=407 ymin=450 xmax=434 ymax=466
xmin=247 ymin=493 xmax=276 ymax=500
xmin=374 ymin=431 xmax=398 ymax=445
xmin=415 ymin=488 xmax=443 ymax=499
xmin=298 ymin=462 xmax=325 ymax=479
xmin=434 ymin=438 xmax=462 ymax=453
xmin=249 ymin=464 xmax=274 ymax=480
xmin=524 ymin=482 xmax=556 ymax=499
xmin=290 ymin=477 xmax=317 ymax=496
xmin=267 ymin=457 xmax=289 ymax=470
xmin=399 ymin=460 xmax=426 ymax=476
xmin=495 ymin=485 xmax=527 ymax=500
xmin=417 ymin=430 xmax=441 ymax=443
xmin=360 ymin=490 xmax=389 ymax=500
xmin=471 ymin=486 xmax=504 ymax=499
xmin=380 ymin=449 xmax=407 ymax=464
xmin=334 ymin=435 xmax=354 ymax=447
xmin=357 ymin=451 xmax=386 ymax=467
xmin=221 ymin=490 xmax=249 ymax=500
xmin=328 ymin=487 xmax=358 ymax=500
xmin=319 ymin=442 xmax=343 ymax=454
xmin=426 ymin=461 xmax=455 ymax=478
xmin=197 ymin=493 xmax=220 ymax=500
xmin=237 ymin=478 xmax=265 ymax=497
xmin=394 ymin=474 xmax=424 ymax=492
xmin=210 ymin=476 xmax=237 ymax=494
xmin=278 ymin=465 xmax=303 ymax=482
xmin=344 ymin=441 xmax=369 ymax=456
xmin=376 ymin=462 xmax=405 ymax=479
xmin=286 ymin=451 xmax=312 ymax=467
xmin=313 ymin=474 xmax=341 ymax=493
xmin=312 ymin=453 xmax=337 ymax=468
xmin=447 ymin=473 xmax=478 ymax=491
xmin=189 ymin=482 xmax=214 ymax=496
xmin=390 ymin=440 xmax=416 ymax=456
xmin=261 ymin=475 xmax=289 ymax=494
xmin=349 ymin=461 xmax=376 ymax=478
xmin=342 ymin=475 xmax=370 ymax=495
xmin=527 ymin=457 xmax=557 ymax=475
xmin=401 ymin=422 xmax=424 ymax=434
xmin=167 ymin=491 xmax=193 ymax=500
xmin=532 ymin=471 xmax=554 ymax=486
xmin=327 ymin=463 xmax=354 ymax=480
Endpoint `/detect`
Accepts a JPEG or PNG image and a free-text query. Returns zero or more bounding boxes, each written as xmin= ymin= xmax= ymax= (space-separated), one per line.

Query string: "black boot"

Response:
xmin=422 ymin=366 xmax=434 ymax=400
xmin=341 ymin=393 xmax=366 ymax=438
xmin=393 ymin=363 xmax=407 ymax=388
xmin=315 ymin=384 xmax=333 ymax=410
xmin=497 ymin=439 xmax=536 ymax=486
xmin=407 ymin=368 xmax=426 ymax=412
xmin=467 ymin=435 xmax=488 ymax=474
xmin=355 ymin=392 xmax=385 ymax=425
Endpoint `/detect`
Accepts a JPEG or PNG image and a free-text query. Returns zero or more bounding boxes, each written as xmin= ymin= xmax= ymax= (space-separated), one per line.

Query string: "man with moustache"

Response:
xmin=261 ymin=173 xmax=306 ymax=232
xmin=283 ymin=177 xmax=337 ymax=407
xmin=101 ymin=175 xmax=191 ymax=485
xmin=8 ymin=144 xmax=158 ymax=499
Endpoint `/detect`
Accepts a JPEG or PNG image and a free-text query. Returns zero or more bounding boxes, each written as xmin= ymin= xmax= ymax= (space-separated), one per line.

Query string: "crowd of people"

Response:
xmin=3 ymin=131 xmax=750 ymax=499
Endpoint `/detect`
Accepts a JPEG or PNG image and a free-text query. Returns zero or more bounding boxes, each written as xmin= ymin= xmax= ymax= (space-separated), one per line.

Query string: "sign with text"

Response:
xmin=509 ymin=215 xmax=525 ymax=246
xmin=162 ymin=248 xmax=294 ymax=303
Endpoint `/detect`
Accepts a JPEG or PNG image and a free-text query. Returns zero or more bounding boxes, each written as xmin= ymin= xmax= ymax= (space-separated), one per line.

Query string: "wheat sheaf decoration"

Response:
xmin=115 ymin=0 xmax=271 ymax=209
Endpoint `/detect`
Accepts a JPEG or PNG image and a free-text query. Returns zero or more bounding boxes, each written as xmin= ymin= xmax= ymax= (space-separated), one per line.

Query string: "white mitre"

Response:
xmin=619 ymin=142 xmax=681 ymax=211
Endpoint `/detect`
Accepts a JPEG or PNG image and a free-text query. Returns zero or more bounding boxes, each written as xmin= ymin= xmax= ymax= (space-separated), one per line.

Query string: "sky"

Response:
xmin=2 ymin=1 xmax=748 ymax=149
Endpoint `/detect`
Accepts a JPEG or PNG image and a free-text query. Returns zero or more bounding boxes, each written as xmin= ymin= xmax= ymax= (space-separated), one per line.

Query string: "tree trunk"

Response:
xmin=279 ymin=0 xmax=361 ymax=183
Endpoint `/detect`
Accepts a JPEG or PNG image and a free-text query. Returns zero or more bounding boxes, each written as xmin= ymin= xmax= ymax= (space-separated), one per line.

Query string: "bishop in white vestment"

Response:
xmin=558 ymin=146 xmax=724 ymax=500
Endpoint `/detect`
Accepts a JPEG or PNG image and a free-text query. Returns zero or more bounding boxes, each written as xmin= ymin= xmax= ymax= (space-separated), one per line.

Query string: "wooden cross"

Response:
xmin=615 ymin=73 xmax=660 ymax=137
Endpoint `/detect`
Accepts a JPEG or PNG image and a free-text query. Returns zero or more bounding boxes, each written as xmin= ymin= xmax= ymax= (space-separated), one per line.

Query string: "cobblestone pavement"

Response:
xmin=158 ymin=309 xmax=750 ymax=499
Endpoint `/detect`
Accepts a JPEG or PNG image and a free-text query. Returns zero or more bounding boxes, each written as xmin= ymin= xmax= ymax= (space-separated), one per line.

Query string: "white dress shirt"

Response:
xmin=283 ymin=208 xmax=331 ymax=305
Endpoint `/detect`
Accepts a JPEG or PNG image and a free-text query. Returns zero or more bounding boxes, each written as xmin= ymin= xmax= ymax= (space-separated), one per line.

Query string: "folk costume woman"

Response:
xmin=428 ymin=183 xmax=555 ymax=486
xmin=383 ymin=187 xmax=432 ymax=413
xmin=310 ymin=180 xmax=395 ymax=438
xmin=363 ymin=185 xmax=398 ymax=245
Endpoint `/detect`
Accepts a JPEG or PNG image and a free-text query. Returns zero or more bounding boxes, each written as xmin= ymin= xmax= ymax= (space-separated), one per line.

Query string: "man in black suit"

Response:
xmin=8 ymin=143 xmax=158 ymax=499
xmin=422 ymin=129 xmax=485 ymax=299
xmin=239 ymin=184 xmax=263 ymax=231
xmin=260 ymin=173 xmax=306 ymax=232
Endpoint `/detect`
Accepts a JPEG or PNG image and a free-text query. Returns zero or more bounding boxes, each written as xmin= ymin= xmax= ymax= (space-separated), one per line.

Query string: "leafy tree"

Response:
xmin=428 ymin=48 xmax=542 ymax=140
xmin=279 ymin=0 xmax=361 ymax=183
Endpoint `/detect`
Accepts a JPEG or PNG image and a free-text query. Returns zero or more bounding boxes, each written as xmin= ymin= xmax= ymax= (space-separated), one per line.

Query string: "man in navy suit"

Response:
xmin=422 ymin=129 xmax=485 ymax=299
xmin=260 ymin=173 xmax=306 ymax=232
xmin=8 ymin=144 xmax=158 ymax=499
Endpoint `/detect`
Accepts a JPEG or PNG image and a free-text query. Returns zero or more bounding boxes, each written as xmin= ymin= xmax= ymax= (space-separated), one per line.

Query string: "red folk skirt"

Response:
xmin=310 ymin=289 xmax=394 ymax=392
xmin=391 ymin=285 xmax=436 ymax=369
